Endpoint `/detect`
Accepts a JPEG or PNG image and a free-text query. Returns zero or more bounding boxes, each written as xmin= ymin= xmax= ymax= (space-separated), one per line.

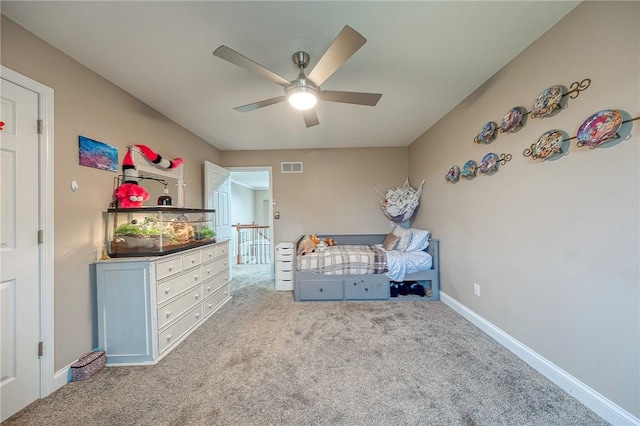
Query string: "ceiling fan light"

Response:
xmin=288 ymin=88 xmax=317 ymax=110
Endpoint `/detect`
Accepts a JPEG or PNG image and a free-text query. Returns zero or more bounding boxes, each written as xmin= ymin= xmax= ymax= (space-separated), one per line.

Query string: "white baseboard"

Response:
xmin=53 ymin=362 xmax=72 ymax=392
xmin=440 ymin=291 xmax=639 ymax=426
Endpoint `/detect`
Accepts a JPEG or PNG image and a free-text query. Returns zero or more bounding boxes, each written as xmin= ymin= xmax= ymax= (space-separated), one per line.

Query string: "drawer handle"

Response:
xmin=195 ymin=294 xmax=199 ymax=300
xmin=165 ymin=288 xmax=171 ymax=294
xmin=208 ymin=253 xmax=213 ymax=258
xmin=319 ymin=288 xmax=323 ymax=293
xmin=223 ymin=261 xmax=228 ymax=266
xmin=224 ymin=291 xmax=228 ymax=295
xmin=194 ymin=275 xmax=199 ymax=280
xmin=166 ymin=310 xmax=172 ymax=318
xmin=206 ymin=269 xmax=211 ymax=275
xmin=208 ymin=304 xmax=213 ymax=309
xmin=191 ymin=259 xmax=196 ymax=264
xmin=365 ymin=288 xmax=369 ymax=292
xmin=168 ymin=265 xmax=174 ymax=271
xmin=195 ymin=313 xmax=201 ymax=319
xmin=166 ymin=334 xmax=173 ymax=341
xmin=207 ymin=286 xmax=212 ymax=292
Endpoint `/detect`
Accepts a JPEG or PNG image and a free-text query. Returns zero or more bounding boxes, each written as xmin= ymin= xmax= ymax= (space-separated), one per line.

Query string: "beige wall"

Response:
xmin=1 ymin=16 xmax=223 ymax=370
xmin=408 ymin=2 xmax=639 ymax=417
xmin=222 ymin=148 xmax=409 ymax=243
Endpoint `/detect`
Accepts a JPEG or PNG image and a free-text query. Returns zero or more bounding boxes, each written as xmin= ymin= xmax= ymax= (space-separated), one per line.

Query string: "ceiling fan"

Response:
xmin=212 ymin=25 xmax=382 ymax=128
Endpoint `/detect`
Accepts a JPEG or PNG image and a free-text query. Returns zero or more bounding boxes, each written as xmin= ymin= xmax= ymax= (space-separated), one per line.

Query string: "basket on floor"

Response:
xmin=70 ymin=350 xmax=106 ymax=381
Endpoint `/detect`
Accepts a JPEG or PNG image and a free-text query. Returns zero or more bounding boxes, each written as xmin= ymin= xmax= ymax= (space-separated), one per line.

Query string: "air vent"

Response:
xmin=281 ymin=162 xmax=303 ymax=174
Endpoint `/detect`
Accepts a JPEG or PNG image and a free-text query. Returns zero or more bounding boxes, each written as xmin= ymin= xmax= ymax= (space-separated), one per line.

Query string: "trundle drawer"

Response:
xmin=157 ymin=285 xmax=202 ymax=329
xmin=299 ymin=280 xmax=343 ymax=301
xmin=157 ymin=267 xmax=203 ymax=305
xmin=344 ymin=278 xmax=388 ymax=300
xmin=158 ymin=305 xmax=203 ymax=354
xmin=204 ymin=284 xmax=230 ymax=317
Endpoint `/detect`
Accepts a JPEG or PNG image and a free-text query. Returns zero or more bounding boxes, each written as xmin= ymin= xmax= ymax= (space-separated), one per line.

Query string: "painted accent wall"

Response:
xmin=1 ymin=16 xmax=223 ymax=371
xmin=408 ymin=2 xmax=639 ymax=417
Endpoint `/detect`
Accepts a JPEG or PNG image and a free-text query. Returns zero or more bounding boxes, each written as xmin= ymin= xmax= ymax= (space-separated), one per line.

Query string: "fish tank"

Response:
xmin=105 ymin=207 xmax=216 ymax=257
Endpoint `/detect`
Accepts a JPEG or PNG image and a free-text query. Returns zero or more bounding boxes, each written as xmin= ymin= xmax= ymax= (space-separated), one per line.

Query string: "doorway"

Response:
xmin=228 ymin=167 xmax=274 ymax=288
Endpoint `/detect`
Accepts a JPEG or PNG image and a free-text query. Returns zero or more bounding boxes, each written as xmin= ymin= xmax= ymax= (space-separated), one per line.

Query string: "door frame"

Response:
xmin=1 ymin=66 xmax=55 ymax=397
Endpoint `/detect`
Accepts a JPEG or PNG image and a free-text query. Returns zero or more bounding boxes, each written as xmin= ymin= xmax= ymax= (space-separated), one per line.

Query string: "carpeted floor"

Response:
xmin=6 ymin=264 xmax=607 ymax=425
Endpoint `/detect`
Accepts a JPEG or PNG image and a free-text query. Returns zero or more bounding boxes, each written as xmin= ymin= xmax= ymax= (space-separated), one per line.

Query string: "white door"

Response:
xmin=204 ymin=161 xmax=232 ymax=273
xmin=0 ymin=78 xmax=41 ymax=421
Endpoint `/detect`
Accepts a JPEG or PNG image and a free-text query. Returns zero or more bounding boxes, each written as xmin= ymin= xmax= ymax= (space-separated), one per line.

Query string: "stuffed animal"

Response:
xmin=113 ymin=145 xmax=184 ymax=208
xmin=324 ymin=237 xmax=336 ymax=246
xmin=297 ymin=235 xmax=317 ymax=256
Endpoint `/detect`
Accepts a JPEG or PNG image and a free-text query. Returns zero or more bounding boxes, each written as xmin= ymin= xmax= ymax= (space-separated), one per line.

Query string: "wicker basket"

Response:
xmin=70 ymin=350 xmax=106 ymax=381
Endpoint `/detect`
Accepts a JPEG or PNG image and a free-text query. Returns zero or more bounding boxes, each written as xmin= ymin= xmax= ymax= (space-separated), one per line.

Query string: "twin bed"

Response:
xmin=292 ymin=233 xmax=440 ymax=302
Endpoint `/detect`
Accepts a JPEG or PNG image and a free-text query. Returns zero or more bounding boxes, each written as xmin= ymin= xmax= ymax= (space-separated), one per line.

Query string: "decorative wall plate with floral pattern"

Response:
xmin=576 ymin=109 xmax=623 ymax=148
xmin=524 ymin=130 xmax=565 ymax=161
xmin=445 ymin=165 xmax=460 ymax=183
xmin=473 ymin=121 xmax=497 ymax=144
xmin=479 ymin=153 xmax=499 ymax=175
xmin=530 ymin=85 xmax=563 ymax=118
xmin=500 ymin=107 xmax=525 ymax=133
xmin=461 ymin=160 xmax=478 ymax=179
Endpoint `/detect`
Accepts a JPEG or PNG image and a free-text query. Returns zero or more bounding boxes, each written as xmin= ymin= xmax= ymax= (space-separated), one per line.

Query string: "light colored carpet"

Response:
xmin=6 ymin=266 xmax=607 ymax=425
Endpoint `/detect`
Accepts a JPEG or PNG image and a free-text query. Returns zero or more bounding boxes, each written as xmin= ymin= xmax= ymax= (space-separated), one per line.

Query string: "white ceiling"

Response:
xmin=2 ymin=1 xmax=579 ymax=151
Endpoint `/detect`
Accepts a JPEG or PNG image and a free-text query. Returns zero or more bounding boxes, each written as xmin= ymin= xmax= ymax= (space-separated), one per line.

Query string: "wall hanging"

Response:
xmin=472 ymin=78 xmax=591 ymax=144
xmin=523 ymin=129 xmax=567 ymax=161
xmin=446 ymin=154 xmax=511 ymax=183
xmin=78 ymin=135 xmax=118 ymax=172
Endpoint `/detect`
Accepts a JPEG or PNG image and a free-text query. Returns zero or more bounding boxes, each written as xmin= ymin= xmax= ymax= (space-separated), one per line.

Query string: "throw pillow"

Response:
xmin=382 ymin=233 xmax=399 ymax=250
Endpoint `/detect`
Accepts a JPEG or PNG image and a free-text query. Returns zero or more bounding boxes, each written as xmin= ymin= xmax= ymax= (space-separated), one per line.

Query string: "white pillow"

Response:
xmin=392 ymin=226 xmax=411 ymax=251
xmin=405 ymin=228 xmax=430 ymax=251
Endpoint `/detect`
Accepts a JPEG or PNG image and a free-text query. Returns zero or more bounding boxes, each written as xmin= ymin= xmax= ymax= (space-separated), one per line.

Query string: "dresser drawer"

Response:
xmin=182 ymin=251 xmax=202 ymax=270
xmin=276 ymin=259 xmax=293 ymax=272
xmin=156 ymin=255 xmax=183 ymax=280
xmin=157 ymin=285 xmax=202 ymax=329
xmin=204 ymin=284 xmax=230 ymax=317
xmin=204 ymin=256 xmax=229 ymax=275
xmin=299 ymin=280 xmax=343 ymax=301
xmin=202 ymin=272 xmax=229 ymax=298
xmin=202 ymin=246 xmax=217 ymax=263
xmin=158 ymin=305 xmax=202 ymax=354
xmin=202 ymin=259 xmax=229 ymax=282
xmin=276 ymin=245 xmax=294 ymax=261
xmin=157 ymin=267 xmax=203 ymax=305
xmin=215 ymin=243 xmax=229 ymax=258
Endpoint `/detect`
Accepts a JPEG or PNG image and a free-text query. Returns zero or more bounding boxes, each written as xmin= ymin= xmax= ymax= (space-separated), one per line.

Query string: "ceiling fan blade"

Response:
xmin=213 ymin=45 xmax=291 ymax=88
xmin=307 ymin=26 xmax=367 ymax=87
xmin=320 ymin=90 xmax=382 ymax=106
xmin=234 ymin=95 xmax=287 ymax=112
xmin=302 ymin=109 xmax=320 ymax=128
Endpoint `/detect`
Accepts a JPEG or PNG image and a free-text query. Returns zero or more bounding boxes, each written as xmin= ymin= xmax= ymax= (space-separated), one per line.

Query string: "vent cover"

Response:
xmin=281 ymin=162 xmax=303 ymax=173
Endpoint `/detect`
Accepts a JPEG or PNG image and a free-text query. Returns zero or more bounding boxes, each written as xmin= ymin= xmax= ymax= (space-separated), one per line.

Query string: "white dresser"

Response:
xmin=95 ymin=240 xmax=230 ymax=365
xmin=275 ymin=242 xmax=294 ymax=290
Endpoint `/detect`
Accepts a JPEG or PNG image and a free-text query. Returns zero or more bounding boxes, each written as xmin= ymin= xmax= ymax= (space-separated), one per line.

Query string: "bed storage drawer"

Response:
xmin=344 ymin=278 xmax=388 ymax=300
xmin=298 ymin=279 xmax=343 ymax=301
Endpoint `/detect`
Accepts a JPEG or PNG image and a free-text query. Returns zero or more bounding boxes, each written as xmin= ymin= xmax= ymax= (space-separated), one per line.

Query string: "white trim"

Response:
xmin=54 ymin=363 xmax=72 ymax=391
xmin=1 ymin=66 xmax=56 ymax=398
xmin=440 ymin=292 xmax=640 ymax=426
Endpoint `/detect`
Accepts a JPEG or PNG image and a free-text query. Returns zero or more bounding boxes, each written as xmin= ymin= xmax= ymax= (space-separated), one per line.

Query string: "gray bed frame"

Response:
xmin=292 ymin=234 xmax=440 ymax=302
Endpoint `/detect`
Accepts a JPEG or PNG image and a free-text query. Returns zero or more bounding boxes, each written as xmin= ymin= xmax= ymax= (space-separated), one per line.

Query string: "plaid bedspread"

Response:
xmin=297 ymin=245 xmax=388 ymax=275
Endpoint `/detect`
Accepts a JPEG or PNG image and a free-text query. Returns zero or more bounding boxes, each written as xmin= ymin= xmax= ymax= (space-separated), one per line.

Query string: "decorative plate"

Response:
xmin=461 ymin=160 xmax=477 ymax=179
xmin=479 ymin=153 xmax=499 ymax=175
xmin=500 ymin=107 xmax=525 ymax=133
xmin=576 ymin=109 xmax=623 ymax=148
xmin=524 ymin=130 xmax=564 ymax=161
xmin=473 ymin=121 xmax=497 ymax=144
xmin=445 ymin=165 xmax=460 ymax=183
xmin=530 ymin=85 xmax=563 ymax=118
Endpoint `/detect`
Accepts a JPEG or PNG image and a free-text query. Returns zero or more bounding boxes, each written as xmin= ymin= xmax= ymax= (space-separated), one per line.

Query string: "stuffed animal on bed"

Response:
xmin=324 ymin=237 xmax=336 ymax=246
xmin=297 ymin=235 xmax=317 ymax=256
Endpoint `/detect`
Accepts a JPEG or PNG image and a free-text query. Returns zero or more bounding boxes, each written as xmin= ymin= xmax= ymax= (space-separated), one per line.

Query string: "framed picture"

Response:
xmin=79 ymin=135 xmax=118 ymax=171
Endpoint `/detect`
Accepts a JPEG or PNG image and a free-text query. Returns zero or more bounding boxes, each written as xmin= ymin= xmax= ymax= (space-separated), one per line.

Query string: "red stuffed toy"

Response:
xmin=113 ymin=145 xmax=184 ymax=208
